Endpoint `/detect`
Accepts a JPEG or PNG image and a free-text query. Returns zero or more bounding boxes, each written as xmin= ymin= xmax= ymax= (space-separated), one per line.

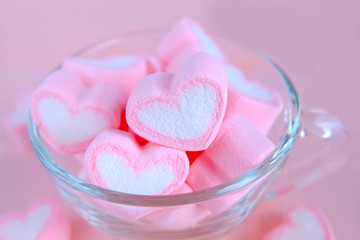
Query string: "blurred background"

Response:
xmin=0 ymin=1 xmax=359 ymax=239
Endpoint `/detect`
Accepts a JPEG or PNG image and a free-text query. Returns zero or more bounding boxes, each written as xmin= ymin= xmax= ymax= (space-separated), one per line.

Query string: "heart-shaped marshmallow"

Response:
xmin=84 ymin=129 xmax=189 ymax=220
xmin=165 ymin=39 xmax=225 ymax=73
xmin=263 ymin=205 xmax=335 ymax=240
xmin=62 ymin=55 xmax=162 ymax=100
xmin=126 ymin=52 xmax=228 ymax=151
xmin=31 ymin=70 xmax=124 ymax=154
xmin=0 ymin=198 xmax=71 ymax=240
xmin=186 ymin=114 xmax=275 ymax=214
xmin=157 ymin=18 xmax=224 ymax=66
xmin=225 ymin=65 xmax=283 ymax=134
xmin=3 ymin=93 xmax=31 ymax=149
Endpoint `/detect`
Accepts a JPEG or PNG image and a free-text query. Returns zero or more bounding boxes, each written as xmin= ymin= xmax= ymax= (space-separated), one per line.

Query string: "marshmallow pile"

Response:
xmin=30 ymin=19 xmax=283 ymax=226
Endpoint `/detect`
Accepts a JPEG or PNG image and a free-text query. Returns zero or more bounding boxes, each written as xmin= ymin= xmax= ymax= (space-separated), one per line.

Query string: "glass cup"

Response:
xmin=28 ymin=31 xmax=350 ymax=240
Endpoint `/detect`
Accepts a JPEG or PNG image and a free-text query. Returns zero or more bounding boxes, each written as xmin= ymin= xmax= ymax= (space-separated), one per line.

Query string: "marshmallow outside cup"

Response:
xmin=27 ymin=31 xmax=349 ymax=240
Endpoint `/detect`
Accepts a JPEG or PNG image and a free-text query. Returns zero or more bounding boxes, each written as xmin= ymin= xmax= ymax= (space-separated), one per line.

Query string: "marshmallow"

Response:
xmin=263 ymin=205 xmax=335 ymax=240
xmin=144 ymin=55 xmax=164 ymax=73
xmin=3 ymin=93 xmax=31 ymax=149
xmin=31 ymin=70 xmax=123 ymax=154
xmin=62 ymin=55 xmax=162 ymax=100
xmin=186 ymin=114 xmax=275 ymax=214
xmin=143 ymin=184 xmax=210 ymax=229
xmin=0 ymin=198 xmax=71 ymax=240
xmin=126 ymin=52 xmax=228 ymax=151
xmin=225 ymin=65 xmax=283 ymax=134
xmin=157 ymin=18 xmax=224 ymax=66
xmin=84 ymin=129 xmax=189 ymax=220
xmin=77 ymin=166 xmax=88 ymax=181
xmin=166 ymin=40 xmax=225 ymax=73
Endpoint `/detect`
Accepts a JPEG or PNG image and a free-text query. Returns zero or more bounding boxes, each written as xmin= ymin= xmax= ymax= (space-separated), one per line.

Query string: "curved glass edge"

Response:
xmin=27 ymin=54 xmax=301 ymax=208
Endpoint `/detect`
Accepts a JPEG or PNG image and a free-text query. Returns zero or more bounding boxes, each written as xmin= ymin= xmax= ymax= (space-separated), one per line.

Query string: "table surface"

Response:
xmin=0 ymin=1 xmax=359 ymax=239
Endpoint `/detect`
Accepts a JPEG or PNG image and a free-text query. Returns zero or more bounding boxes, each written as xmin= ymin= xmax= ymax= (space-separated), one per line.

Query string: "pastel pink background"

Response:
xmin=0 ymin=1 xmax=359 ymax=239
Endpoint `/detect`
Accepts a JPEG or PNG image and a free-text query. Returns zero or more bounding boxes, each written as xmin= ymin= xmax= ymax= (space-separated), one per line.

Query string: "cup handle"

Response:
xmin=265 ymin=109 xmax=351 ymax=199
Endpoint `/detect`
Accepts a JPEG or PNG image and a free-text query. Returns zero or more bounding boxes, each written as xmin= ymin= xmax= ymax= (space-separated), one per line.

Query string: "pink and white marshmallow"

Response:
xmin=263 ymin=205 xmax=335 ymax=240
xmin=165 ymin=39 xmax=225 ymax=73
xmin=3 ymin=93 xmax=31 ymax=149
xmin=225 ymin=65 xmax=283 ymax=134
xmin=157 ymin=18 xmax=224 ymax=68
xmin=84 ymin=129 xmax=189 ymax=220
xmin=126 ymin=52 xmax=228 ymax=151
xmin=186 ymin=114 xmax=275 ymax=214
xmin=31 ymin=70 xmax=124 ymax=154
xmin=143 ymin=183 xmax=210 ymax=229
xmin=62 ymin=55 xmax=162 ymax=100
xmin=0 ymin=198 xmax=71 ymax=240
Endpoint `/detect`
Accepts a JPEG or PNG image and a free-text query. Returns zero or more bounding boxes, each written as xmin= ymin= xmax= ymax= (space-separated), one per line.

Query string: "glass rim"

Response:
xmin=28 ymin=35 xmax=301 ymax=207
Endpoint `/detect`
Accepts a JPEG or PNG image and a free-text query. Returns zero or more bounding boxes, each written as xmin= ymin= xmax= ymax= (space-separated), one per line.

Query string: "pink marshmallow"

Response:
xmin=225 ymin=65 xmax=284 ymax=134
xmin=3 ymin=93 xmax=31 ymax=149
xmin=144 ymin=55 xmax=164 ymax=73
xmin=31 ymin=69 xmax=124 ymax=154
xmin=77 ymin=166 xmax=88 ymax=181
xmin=143 ymin=183 xmax=210 ymax=229
xmin=165 ymin=40 xmax=225 ymax=73
xmin=84 ymin=129 xmax=189 ymax=221
xmin=157 ymin=18 xmax=224 ymax=65
xmin=62 ymin=55 xmax=162 ymax=100
xmin=126 ymin=52 xmax=228 ymax=151
xmin=186 ymin=114 xmax=275 ymax=214
xmin=263 ymin=205 xmax=335 ymax=240
xmin=0 ymin=198 xmax=71 ymax=240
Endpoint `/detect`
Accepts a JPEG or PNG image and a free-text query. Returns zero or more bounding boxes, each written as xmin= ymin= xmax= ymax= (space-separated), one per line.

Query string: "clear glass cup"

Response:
xmin=28 ymin=31 xmax=350 ymax=240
